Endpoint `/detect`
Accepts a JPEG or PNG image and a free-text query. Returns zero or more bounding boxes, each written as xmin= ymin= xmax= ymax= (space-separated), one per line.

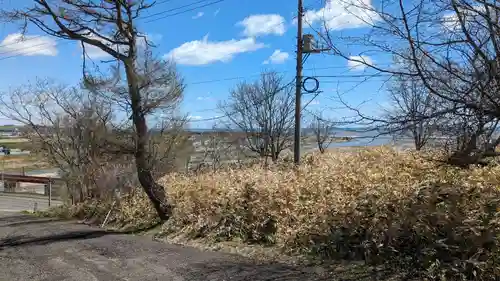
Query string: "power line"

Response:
xmin=142 ymin=0 xmax=223 ymax=22
xmin=0 ymin=1 xmax=395 ymax=124
xmin=0 ymin=37 xmax=64 ymax=58
xmin=301 ymin=73 xmax=387 ymax=125
xmin=0 ymin=1 xmax=300 ymax=62
xmin=0 ymin=0 xmax=468 ymax=55
xmin=185 ymin=68 xmax=393 ymax=90
xmin=0 ymin=1 xmax=300 ymax=63
xmin=0 ymin=40 xmax=72 ymax=61
xmin=0 ymin=0 xmax=209 ymax=48
xmin=186 ymin=79 xmax=296 ymax=123
xmin=185 ymin=73 xmax=396 ymax=123
xmin=189 ymin=65 xmax=395 ymax=84
xmin=163 ymin=71 xmax=395 ymax=121
xmin=188 ymin=78 xmax=391 ymax=114
xmin=0 ymin=62 xmax=389 ymax=122
xmin=153 ymin=0 xmax=180 ymax=5
xmin=0 ymin=0 xmax=223 ymax=57
xmin=187 ymin=80 xmax=341 ymax=124
xmin=319 ymin=79 xmax=393 ymax=83
xmin=313 ymin=74 xmax=393 ymax=78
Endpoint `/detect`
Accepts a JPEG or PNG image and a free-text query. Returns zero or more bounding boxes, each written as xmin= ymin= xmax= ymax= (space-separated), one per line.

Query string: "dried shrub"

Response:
xmin=159 ymin=146 xmax=500 ymax=280
xmin=45 ymin=146 xmax=500 ymax=279
xmin=40 ymin=188 xmax=158 ymax=230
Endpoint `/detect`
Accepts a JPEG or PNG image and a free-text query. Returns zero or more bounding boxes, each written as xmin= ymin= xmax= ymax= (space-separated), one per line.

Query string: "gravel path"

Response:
xmin=0 ymin=194 xmax=62 ymax=213
xmin=0 ymin=212 xmax=340 ymax=281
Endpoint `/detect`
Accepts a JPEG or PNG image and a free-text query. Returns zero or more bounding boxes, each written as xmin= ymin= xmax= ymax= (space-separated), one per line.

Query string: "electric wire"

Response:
xmin=0 ymin=0 xmax=226 ymax=59
xmin=0 ymin=1 xmax=399 ymax=124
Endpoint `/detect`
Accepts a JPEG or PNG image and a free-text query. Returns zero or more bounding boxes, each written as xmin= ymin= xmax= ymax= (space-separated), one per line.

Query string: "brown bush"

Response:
xmin=45 ymin=146 xmax=500 ymax=280
xmin=159 ymin=146 xmax=500 ymax=280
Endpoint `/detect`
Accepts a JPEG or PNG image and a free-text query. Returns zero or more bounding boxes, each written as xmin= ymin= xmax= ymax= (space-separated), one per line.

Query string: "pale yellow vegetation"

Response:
xmin=42 ymin=146 xmax=500 ymax=280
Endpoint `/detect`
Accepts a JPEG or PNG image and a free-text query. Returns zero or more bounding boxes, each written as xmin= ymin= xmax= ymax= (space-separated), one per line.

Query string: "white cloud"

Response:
xmin=188 ymin=115 xmax=203 ymax=120
xmin=0 ymin=33 xmax=57 ymax=56
xmin=263 ymin=49 xmax=289 ymax=64
xmin=238 ymin=14 xmax=286 ymax=37
xmin=347 ymin=55 xmax=374 ymax=71
xmin=192 ymin=11 xmax=204 ymax=19
xmin=299 ymin=0 xmax=380 ymax=30
xmin=378 ymin=101 xmax=392 ymax=111
xmin=442 ymin=12 xmax=458 ymax=31
xmin=83 ymin=45 xmax=109 ymax=59
xmin=165 ymin=35 xmax=265 ymax=66
xmin=79 ymin=33 xmax=158 ymax=59
xmin=145 ymin=33 xmax=163 ymax=43
xmin=441 ymin=6 xmax=496 ymax=32
xmin=214 ymin=9 xmax=220 ymax=16
xmin=441 ymin=10 xmax=475 ymax=31
xmin=80 ymin=34 xmax=123 ymax=59
xmin=196 ymin=96 xmax=213 ymax=101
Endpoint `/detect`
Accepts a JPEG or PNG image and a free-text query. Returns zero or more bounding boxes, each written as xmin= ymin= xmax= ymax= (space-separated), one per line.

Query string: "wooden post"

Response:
xmin=101 ymin=200 xmax=116 ymax=228
xmin=48 ymin=179 xmax=52 ymax=207
xmin=4 ymin=181 xmax=16 ymax=193
xmin=294 ymin=0 xmax=304 ymax=165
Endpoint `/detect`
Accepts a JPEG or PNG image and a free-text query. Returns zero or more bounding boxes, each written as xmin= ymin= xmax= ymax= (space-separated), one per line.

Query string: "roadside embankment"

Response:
xmin=38 ymin=146 xmax=500 ymax=280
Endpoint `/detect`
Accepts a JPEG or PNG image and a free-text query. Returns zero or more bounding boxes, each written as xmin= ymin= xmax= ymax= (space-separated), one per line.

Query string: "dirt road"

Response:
xmin=0 ymin=194 xmax=62 ymax=213
xmin=0 ymin=212 xmax=337 ymax=281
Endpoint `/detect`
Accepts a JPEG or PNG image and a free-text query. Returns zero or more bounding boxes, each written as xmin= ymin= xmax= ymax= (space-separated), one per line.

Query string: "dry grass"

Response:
xmin=0 ymin=154 xmax=51 ymax=172
xmin=0 ymin=137 xmax=29 ymax=143
xmin=0 ymin=137 xmax=34 ymax=151
xmin=42 ymin=146 xmax=500 ymax=280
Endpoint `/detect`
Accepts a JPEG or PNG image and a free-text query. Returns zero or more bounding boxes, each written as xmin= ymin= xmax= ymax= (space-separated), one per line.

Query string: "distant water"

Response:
xmin=25 ymin=168 xmax=60 ymax=176
xmin=186 ymin=127 xmax=376 ymax=135
xmin=328 ymin=136 xmax=396 ymax=148
xmin=324 ymin=128 xmax=417 ymax=149
xmin=188 ymin=127 xmax=411 ymax=148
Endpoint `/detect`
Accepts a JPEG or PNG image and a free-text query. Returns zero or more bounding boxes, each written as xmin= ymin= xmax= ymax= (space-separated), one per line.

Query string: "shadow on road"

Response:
xmin=184 ymin=261 xmax=330 ymax=281
xmin=0 ymin=214 xmax=48 ymax=224
xmin=0 ymin=229 xmax=119 ymax=250
xmin=0 ymin=217 xmax=64 ymax=227
xmin=0 ymin=213 xmax=404 ymax=280
xmin=0 ymin=212 xmax=164 ymax=250
xmin=181 ymin=260 xmax=396 ymax=281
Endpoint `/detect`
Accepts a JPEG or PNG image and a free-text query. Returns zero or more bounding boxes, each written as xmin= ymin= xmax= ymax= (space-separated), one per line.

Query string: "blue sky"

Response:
xmin=0 ymin=0 xmax=402 ymax=128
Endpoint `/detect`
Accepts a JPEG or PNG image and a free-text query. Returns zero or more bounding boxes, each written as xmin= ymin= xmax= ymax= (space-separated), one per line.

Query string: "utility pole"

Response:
xmin=1 ymin=155 xmax=4 ymax=191
xmin=294 ymin=0 xmax=304 ymax=165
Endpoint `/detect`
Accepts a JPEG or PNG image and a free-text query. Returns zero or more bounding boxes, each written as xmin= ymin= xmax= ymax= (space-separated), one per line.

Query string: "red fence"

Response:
xmin=0 ymin=173 xmax=61 ymax=184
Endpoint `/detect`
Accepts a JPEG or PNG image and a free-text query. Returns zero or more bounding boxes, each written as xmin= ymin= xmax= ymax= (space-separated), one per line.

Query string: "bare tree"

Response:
xmin=189 ymin=129 xmax=238 ymax=173
xmin=313 ymin=0 xmax=500 ymax=166
xmin=435 ymin=105 xmax=500 ymax=166
xmin=0 ymin=79 xmax=115 ymax=202
xmin=220 ymin=72 xmax=294 ymax=163
xmin=85 ymin=49 xmax=186 ymax=177
xmin=0 ymin=78 xmax=187 ymax=203
xmin=2 ymin=1 xmax=185 ymax=219
xmin=308 ymin=114 xmax=336 ymax=153
xmin=385 ymin=75 xmax=437 ymax=151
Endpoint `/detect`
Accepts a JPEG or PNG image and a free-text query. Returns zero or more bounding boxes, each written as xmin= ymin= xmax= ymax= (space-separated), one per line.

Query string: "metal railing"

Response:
xmin=0 ymin=173 xmax=64 ymax=207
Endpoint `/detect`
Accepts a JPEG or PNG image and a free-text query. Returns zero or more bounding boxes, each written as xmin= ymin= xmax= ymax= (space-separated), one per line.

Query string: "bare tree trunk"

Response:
xmin=125 ymin=62 xmax=170 ymax=221
xmin=412 ymin=131 xmax=422 ymax=151
xmin=319 ymin=145 xmax=325 ymax=153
